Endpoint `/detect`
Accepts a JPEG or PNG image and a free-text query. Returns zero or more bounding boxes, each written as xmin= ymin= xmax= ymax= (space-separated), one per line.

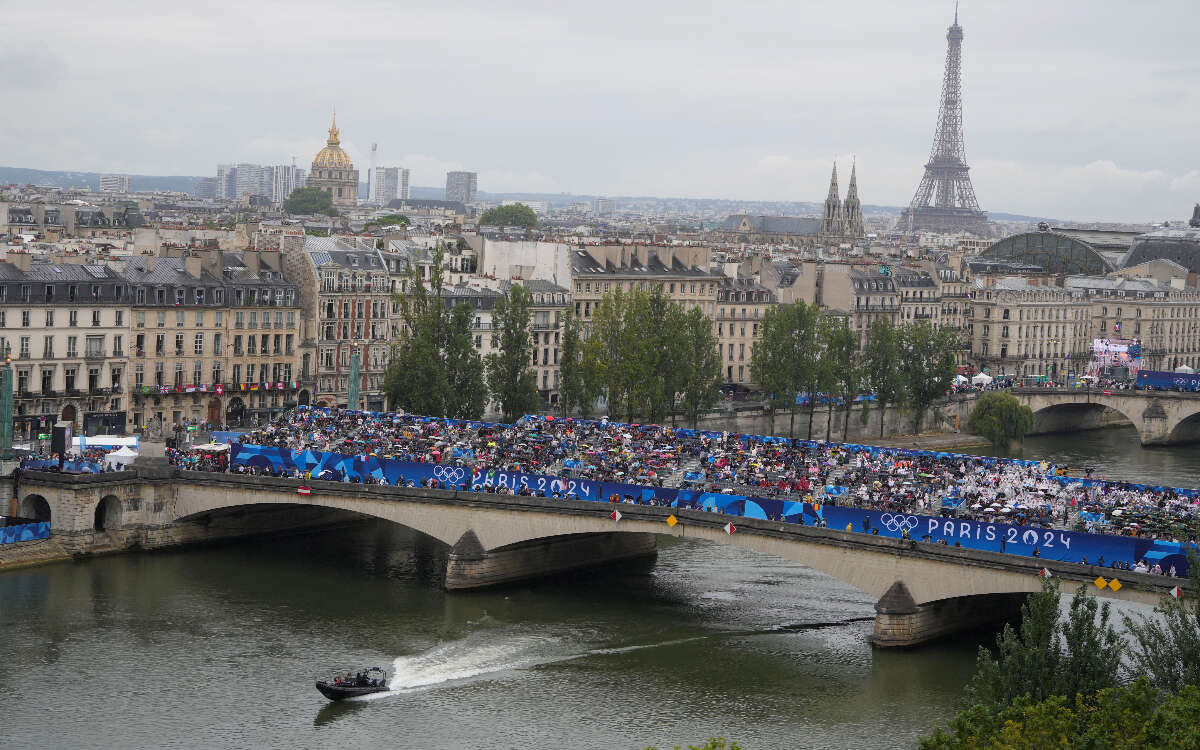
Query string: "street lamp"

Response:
xmin=0 ymin=342 xmax=13 ymax=461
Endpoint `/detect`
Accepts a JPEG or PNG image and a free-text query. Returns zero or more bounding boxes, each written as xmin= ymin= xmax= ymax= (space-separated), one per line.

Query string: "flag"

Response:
xmin=185 ymin=385 xmax=195 ymax=393
xmin=216 ymin=384 xmax=224 ymax=395
xmin=297 ymin=486 xmax=311 ymax=496
xmin=724 ymin=522 xmax=736 ymax=535
xmin=239 ymin=383 xmax=247 ymax=391
xmin=276 ymin=382 xmax=284 ymax=390
xmin=250 ymin=384 xmax=259 ymax=391
xmin=610 ymin=509 xmax=622 ymax=522
xmin=1172 ymin=586 xmax=1183 ymax=599
xmin=1038 ymin=568 xmax=1052 ymax=579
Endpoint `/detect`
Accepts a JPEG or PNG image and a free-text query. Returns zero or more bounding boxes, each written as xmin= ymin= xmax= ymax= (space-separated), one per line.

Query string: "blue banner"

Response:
xmin=1 ymin=522 xmax=50 ymax=545
xmin=229 ymin=441 xmax=1194 ymax=576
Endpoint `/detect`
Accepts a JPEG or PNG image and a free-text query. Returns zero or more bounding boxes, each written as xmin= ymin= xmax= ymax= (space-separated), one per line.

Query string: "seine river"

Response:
xmin=0 ymin=426 xmax=1193 ymax=750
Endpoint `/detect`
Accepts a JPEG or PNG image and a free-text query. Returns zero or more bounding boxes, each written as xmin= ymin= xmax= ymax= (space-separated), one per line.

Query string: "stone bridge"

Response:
xmin=10 ymin=467 xmax=1190 ymax=648
xmin=994 ymin=388 xmax=1200 ymax=445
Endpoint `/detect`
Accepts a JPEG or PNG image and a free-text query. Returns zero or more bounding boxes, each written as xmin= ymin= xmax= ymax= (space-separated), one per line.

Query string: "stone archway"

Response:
xmin=94 ymin=495 xmax=121 ymax=531
xmin=298 ymin=389 xmax=311 ymax=406
xmin=61 ymin=404 xmax=77 ymax=426
xmin=19 ymin=494 xmax=51 ymax=524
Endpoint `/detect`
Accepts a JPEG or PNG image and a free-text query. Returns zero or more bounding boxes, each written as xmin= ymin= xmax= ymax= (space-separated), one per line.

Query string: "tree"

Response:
xmin=749 ymin=304 xmax=792 ymax=435
xmin=968 ymin=392 xmax=1035 ymax=449
xmin=646 ymin=738 xmax=743 ymax=750
xmin=442 ymin=303 xmax=487 ymax=419
xmin=283 ymin=187 xmax=337 ymax=216
xmin=636 ymin=288 xmax=685 ymax=424
xmin=968 ymin=581 xmax=1123 ymax=709
xmin=385 ymin=246 xmax=450 ymax=416
xmin=479 ymin=203 xmax=537 ymax=228
xmin=898 ymin=320 xmax=958 ymax=434
xmin=862 ymin=317 xmax=902 ymax=438
xmin=487 ymin=284 xmax=541 ymax=422
xmin=677 ymin=307 xmax=723 ymax=428
xmin=1123 ymin=551 xmax=1200 ymax=694
xmin=558 ymin=309 xmax=599 ymax=418
xmin=921 ymin=681 xmax=1200 ymax=750
xmin=823 ymin=315 xmax=861 ymax=442
xmin=376 ymin=214 xmax=409 ymax=226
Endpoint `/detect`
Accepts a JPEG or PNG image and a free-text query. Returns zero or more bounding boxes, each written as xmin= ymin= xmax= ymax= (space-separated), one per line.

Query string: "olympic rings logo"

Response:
xmin=433 ymin=465 xmax=466 ymax=485
xmin=879 ymin=513 xmax=920 ymax=532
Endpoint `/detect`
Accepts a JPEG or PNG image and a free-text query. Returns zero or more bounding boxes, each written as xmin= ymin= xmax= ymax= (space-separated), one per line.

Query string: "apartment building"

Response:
xmin=819 ymin=264 xmax=901 ymax=349
xmin=569 ymin=244 xmax=720 ymax=330
xmin=124 ymin=247 xmax=304 ymax=429
xmin=0 ymin=254 xmax=129 ymax=440
xmin=284 ymin=236 xmax=392 ymax=411
xmin=715 ymin=277 xmax=775 ymax=386
xmin=968 ymin=278 xmax=1092 ymax=379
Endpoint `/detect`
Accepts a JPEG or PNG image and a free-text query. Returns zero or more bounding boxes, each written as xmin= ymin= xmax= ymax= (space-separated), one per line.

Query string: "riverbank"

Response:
xmin=870 ymin=431 xmax=990 ymax=451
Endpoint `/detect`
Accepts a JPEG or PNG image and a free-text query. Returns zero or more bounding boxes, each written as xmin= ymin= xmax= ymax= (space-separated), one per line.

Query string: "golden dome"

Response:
xmin=312 ymin=112 xmax=353 ymax=170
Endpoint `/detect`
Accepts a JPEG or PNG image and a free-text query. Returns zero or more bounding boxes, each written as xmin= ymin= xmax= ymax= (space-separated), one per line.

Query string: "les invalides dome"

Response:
xmin=308 ymin=112 xmax=359 ymax=209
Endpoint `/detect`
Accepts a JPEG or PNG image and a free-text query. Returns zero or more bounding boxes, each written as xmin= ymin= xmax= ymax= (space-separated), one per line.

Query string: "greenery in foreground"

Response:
xmin=646 ymin=738 xmax=742 ymax=750
xmin=923 ymin=556 xmax=1200 ymax=748
xmin=283 ymin=186 xmax=337 ymax=216
xmin=967 ymin=391 xmax=1035 ymax=450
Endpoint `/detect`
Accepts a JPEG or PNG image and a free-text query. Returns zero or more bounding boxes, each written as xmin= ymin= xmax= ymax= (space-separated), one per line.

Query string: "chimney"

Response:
xmin=244 ymin=249 xmax=261 ymax=274
xmin=7 ymin=252 xmax=31 ymax=272
xmin=184 ymin=252 xmax=203 ymax=279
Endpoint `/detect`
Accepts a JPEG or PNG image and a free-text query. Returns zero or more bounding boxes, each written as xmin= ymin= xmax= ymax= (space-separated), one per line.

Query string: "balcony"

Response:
xmin=85 ymin=351 xmax=107 ymax=360
xmin=17 ymin=351 xmax=31 ymax=360
xmin=531 ymin=322 xmax=557 ymax=330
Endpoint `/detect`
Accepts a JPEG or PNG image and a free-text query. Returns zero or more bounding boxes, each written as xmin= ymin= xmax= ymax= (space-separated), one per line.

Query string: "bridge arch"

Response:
xmin=19 ymin=494 xmax=51 ymax=524
xmin=1028 ymin=399 xmax=1138 ymax=436
xmin=1167 ymin=410 xmax=1200 ymax=444
xmin=94 ymin=495 xmax=121 ymax=531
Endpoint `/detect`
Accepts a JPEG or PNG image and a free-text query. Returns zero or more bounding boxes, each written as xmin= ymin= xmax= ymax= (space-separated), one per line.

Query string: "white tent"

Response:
xmin=193 ymin=443 xmax=230 ymax=453
xmin=104 ymin=446 xmax=138 ymax=470
xmin=971 ymin=373 xmax=994 ymax=386
xmin=1175 ymin=365 xmax=1195 ymax=374
xmin=953 ymin=374 xmax=969 ymax=384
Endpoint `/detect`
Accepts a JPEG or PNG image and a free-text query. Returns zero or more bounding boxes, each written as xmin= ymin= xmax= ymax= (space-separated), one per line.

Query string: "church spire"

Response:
xmin=327 ymin=109 xmax=340 ymax=146
xmin=820 ymin=160 xmax=845 ymax=241
xmin=843 ymin=158 xmax=865 ymax=240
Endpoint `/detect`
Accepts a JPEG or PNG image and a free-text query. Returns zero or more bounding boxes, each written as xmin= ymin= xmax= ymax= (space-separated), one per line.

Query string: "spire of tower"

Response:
xmin=826 ymin=161 xmax=840 ymax=200
xmin=847 ymin=158 xmax=859 ymax=200
xmin=954 ymin=0 xmax=959 ymax=26
xmin=843 ymin=158 xmax=865 ymax=240
xmin=820 ymin=160 xmax=846 ymax=241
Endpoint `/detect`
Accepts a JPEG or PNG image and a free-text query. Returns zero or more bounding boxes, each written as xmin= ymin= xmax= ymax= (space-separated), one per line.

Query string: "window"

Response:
xmin=92 ymin=310 xmax=101 ymax=327
xmin=215 ymin=310 xmax=223 ymax=326
xmin=155 ymin=362 xmax=164 ymax=386
xmin=233 ymin=336 xmax=243 ymax=356
xmin=157 ymin=311 xmax=165 ymax=327
xmin=19 ymin=336 xmax=30 ymax=358
xmin=42 ymin=336 xmax=53 ymax=358
xmin=135 ymin=363 xmax=144 ymax=387
xmin=114 ymin=310 xmax=123 ymax=327
xmin=194 ymin=333 xmax=204 ymax=354
xmin=67 ymin=336 xmax=78 ymax=357
xmin=65 ymin=366 xmax=77 ymax=392
xmin=248 ymin=311 xmax=257 ymax=328
xmin=45 ymin=310 xmax=54 ymax=326
xmin=214 ymin=333 xmax=223 ymax=355
xmin=247 ymin=335 xmax=256 ymax=354
xmin=155 ymin=333 xmax=165 ymax=354
xmin=235 ymin=312 xmax=244 ymax=328
xmin=22 ymin=310 xmax=30 ymax=327
xmin=113 ymin=335 xmax=123 ymax=356
xmin=175 ymin=333 xmax=184 ymax=355
xmin=195 ymin=310 xmax=204 ymax=326
xmin=176 ymin=311 xmax=184 ymax=327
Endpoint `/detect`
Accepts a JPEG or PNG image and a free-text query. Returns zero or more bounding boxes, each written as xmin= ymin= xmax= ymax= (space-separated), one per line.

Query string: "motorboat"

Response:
xmin=315 ymin=667 xmax=388 ymax=701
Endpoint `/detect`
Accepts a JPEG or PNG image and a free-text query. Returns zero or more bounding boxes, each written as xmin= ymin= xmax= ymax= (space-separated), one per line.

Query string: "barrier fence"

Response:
xmin=0 ymin=522 xmax=51 ymax=545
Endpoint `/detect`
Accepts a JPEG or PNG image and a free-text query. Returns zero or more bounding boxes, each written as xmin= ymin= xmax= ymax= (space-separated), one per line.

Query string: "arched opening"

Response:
xmin=61 ymin=404 xmax=77 ymax=426
xmin=226 ymin=397 xmax=246 ymax=426
xmin=316 ymin=400 xmax=328 ymax=408
xmin=298 ymin=390 xmax=311 ymax=406
xmin=207 ymin=398 xmax=222 ymax=426
xmin=19 ymin=494 xmax=51 ymax=524
xmin=94 ymin=495 xmax=121 ymax=531
xmin=1030 ymin=402 xmax=1135 ymax=435
xmin=1166 ymin=410 xmax=1200 ymax=444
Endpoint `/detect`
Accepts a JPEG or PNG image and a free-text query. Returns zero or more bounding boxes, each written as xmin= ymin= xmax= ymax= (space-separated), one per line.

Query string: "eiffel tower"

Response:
xmin=900 ymin=4 xmax=989 ymax=235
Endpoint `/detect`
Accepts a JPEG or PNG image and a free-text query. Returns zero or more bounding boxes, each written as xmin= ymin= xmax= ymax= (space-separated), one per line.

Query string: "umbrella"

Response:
xmin=1000 ymin=508 xmax=1013 ymax=514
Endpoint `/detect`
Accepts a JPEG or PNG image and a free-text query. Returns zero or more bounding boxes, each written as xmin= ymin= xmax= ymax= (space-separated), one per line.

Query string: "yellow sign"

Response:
xmin=666 ymin=515 xmax=678 ymax=527
xmin=1108 ymin=579 xmax=1122 ymax=592
xmin=1094 ymin=576 xmax=1108 ymax=590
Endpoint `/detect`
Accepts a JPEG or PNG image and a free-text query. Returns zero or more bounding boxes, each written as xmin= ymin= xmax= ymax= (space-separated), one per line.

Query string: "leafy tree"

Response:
xmin=585 ymin=286 xmax=639 ymax=421
xmin=283 ymin=187 xmax=337 ymax=216
xmin=921 ymin=681 xmax=1200 ymax=750
xmin=968 ymin=391 xmax=1035 ymax=449
xmin=558 ymin=309 xmax=599 ymax=418
xmin=443 ymin=303 xmax=487 ymax=419
xmin=1123 ymin=550 xmax=1200 ymax=694
xmin=749 ymin=304 xmax=791 ymax=435
xmin=822 ymin=315 xmax=861 ymax=442
xmin=898 ymin=320 xmax=958 ymax=434
xmin=479 ymin=203 xmax=538 ymax=228
xmin=486 ymin=284 xmax=541 ymax=422
xmin=677 ymin=306 xmax=723 ymax=428
xmin=636 ymin=288 xmax=686 ymax=424
xmin=862 ymin=317 xmax=902 ymax=438
xmin=968 ymin=581 xmax=1122 ymax=709
xmin=385 ymin=246 xmax=451 ymax=416
xmin=376 ymin=214 xmax=409 ymax=226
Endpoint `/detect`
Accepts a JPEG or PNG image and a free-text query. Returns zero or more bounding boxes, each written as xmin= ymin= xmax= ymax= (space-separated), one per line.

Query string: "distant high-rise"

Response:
xmin=235 ymin=163 xmax=270 ymax=198
xmin=372 ymin=167 xmax=410 ymax=205
xmin=270 ymin=165 xmax=303 ymax=205
xmin=99 ymin=174 xmax=131 ymax=193
xmin=445 ymin=171 xmax=478 ymax=204
xmin=900 ymin=6 xmax=988 ymax=235
xmin=594 ymin=197 xmax=615 ymax=217
xmin=215 ymin=164 xmax=237 ymax=200
xmin=194 ymin=177 xmax=217 ymax=199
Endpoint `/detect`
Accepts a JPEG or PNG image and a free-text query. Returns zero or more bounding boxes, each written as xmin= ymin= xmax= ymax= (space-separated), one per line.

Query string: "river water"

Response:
xmin=0 ymin=426 xmax=1193 ymax=750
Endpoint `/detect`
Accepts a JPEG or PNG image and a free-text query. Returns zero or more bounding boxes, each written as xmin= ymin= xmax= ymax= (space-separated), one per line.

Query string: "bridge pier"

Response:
xmin=444 ymin=531 xmax=658 ymax=590
xmin=871 ymin=582 xmax=1027 ymax=648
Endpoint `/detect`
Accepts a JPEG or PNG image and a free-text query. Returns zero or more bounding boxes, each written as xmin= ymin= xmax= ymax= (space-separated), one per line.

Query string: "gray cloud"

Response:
xmin=3 ymin=0 xmax=1197 ymax=222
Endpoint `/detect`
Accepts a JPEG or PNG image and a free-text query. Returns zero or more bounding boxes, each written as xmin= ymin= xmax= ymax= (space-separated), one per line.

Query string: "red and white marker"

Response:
xmin=1038 ymin=567 xmax=1052 ymax=579
xmin=611 ymin=509 xmax=622 ymax=522
xmin=297 ymin=486 xmax=311 ymax=496
xmin=1171 ymin=586 xmax=1183 ymax=599
xmin=724 ymin=522 xmax=736 ymax=535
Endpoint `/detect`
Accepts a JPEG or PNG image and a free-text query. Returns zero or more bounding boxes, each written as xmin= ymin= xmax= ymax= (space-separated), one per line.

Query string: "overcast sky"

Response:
xmin=2 ymin=0 xmax=1197 ymax=222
